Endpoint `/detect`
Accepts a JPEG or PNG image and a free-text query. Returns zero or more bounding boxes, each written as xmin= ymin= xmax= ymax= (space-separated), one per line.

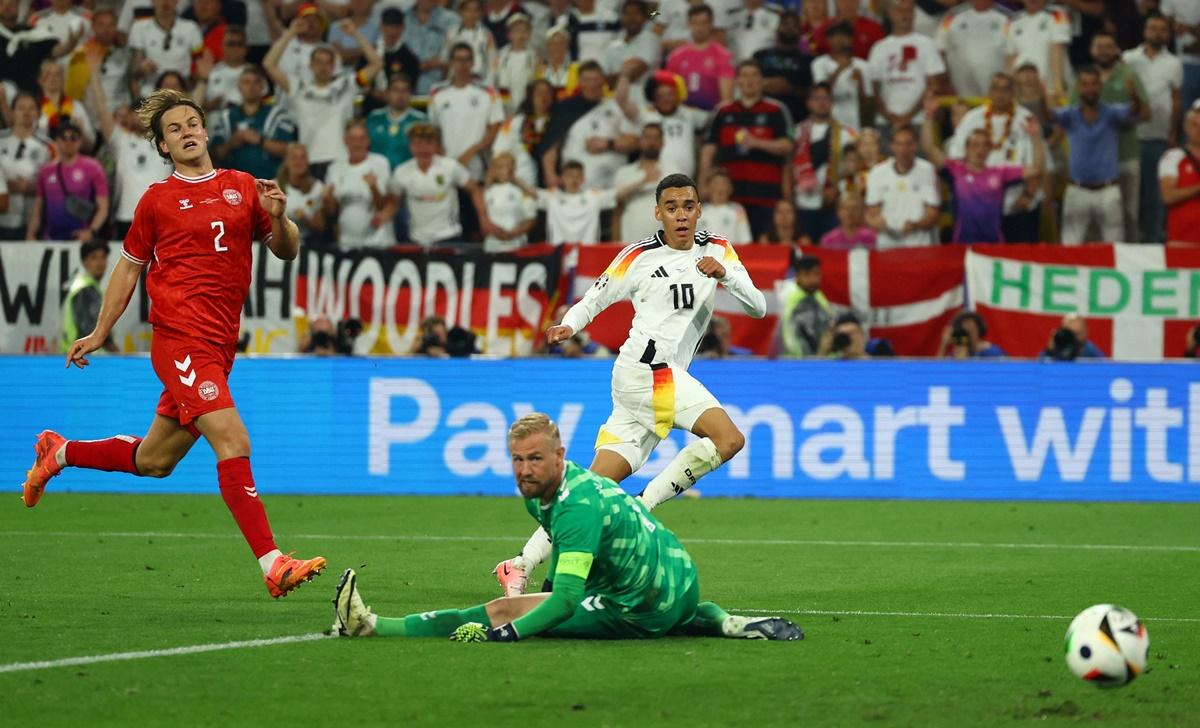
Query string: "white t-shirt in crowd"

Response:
xmin=601 ymin=27 xmax=661 ymax=89
xmin=110 ymin=126 xmax=171 ymax=222
xmin=327 ymin=152 xmax=395 ymax=248
xmin=947 ymin=103 xmax=1045 ymax=213
xmin=127 ymin=17 xmax=205 ymax=96
xmin=656 ymin=0 xmax=737 ymax=44
xmin=427 ymin=81 xmax=505 ymax=180
xmin=866 ymin=33 xmax=945 ymax=121
xmin=444 ymin=24 xmax=495 ymax=79
xmin=91 ymin=45 xmax=133 ymax=110
xmin=864 ymin=158 xmax=940 ymax=249
xmin=700 ymin=201 xmax=753 ymax=244
xmin=574 ymin=9 xmax=620 ymax=63
xmin=283 ymin=179 xmax=328 ymax=243
xmin=489 ymin=46 xmax=537 ymax=114
xmin=278 ymin=37 xmax=343 ymax=88
xmin=287 ymin=75 xmax=360 ymax=165
xmin=28 ymin=7 xmax=90 ymax=50
xmin=728 ymin=5 xmax=780 ymax=61
xmin=0 ymin=131 xmax=54 ymax=231
xmin=1163 ymin=0 xmax=1200 ymax=64
xmin=389 ymin=154 xmax=473 ymax=246
xmin=483 ymin=182 xmax=538 ymax=253
xmin=491 ymin=113 xmax=540 ymax=187
xmin=613 ymin=162 xmax=658 ymax=244
xmin=117 ymin=0 xmax=152 ymax=35
xmin=621 ymin=104 xmax=708 ymax=178
xmin=794 ymin=122 xmax=858 ymax=211
xmin=1003 ymin=7 xmax=1072 ymax=87
xmin=811 ymin=55 xmax=872 ymax=131
xmin=537 ymin=187 xmax=618 ymax=245
xmin=1122 ymin=46 xmax=1184 ymax=141
xmin=561 ymin=98 xmax=627 ymax=190
xmin=935 ymin=3 xmax=1011 ymax=99
xmin=206 ymin=62 xmax=247 ymax=109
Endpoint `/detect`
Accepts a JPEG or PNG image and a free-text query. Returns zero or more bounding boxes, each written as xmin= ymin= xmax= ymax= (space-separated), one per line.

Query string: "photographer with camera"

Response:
xmin=938 ymin=310 xmax=1006 ymax=359
xmin=1038 ymin=313 xmax=1106 ymax=361
xmin=818 ymin=312 xmax=880 ymax=360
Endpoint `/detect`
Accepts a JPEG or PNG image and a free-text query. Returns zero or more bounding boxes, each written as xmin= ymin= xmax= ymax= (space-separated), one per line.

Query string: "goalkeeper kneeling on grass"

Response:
xmin=332 ymin=413 xmax=802 ymax=642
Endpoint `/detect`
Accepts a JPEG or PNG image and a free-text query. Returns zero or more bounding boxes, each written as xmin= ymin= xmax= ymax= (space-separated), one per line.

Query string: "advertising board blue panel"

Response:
xmin=2 ymin=357 xmax=1199 ymax=501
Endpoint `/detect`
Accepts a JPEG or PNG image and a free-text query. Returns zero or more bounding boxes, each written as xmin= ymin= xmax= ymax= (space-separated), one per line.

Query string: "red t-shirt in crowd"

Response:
xmin=122 ymin=168 xmax=272 ymax=344
xmin=811 ymin=16 xmax=886 ymax=59
xmin=1160 ymin=147 xmax=1200 ymax=243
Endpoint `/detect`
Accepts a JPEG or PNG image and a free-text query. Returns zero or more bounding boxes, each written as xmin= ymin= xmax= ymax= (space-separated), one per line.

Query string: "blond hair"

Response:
xmin=136 ymin=89 xmax=207 ymax=160
xmin=507 ymin=413 xmax=561 ymax=445
xmin=486 ymin=151 xmax=516 ymax=185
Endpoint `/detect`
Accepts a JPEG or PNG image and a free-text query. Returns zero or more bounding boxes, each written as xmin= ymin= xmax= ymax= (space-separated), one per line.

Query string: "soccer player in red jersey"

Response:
xmin=20 ymin=89 xmax=326 ymax=599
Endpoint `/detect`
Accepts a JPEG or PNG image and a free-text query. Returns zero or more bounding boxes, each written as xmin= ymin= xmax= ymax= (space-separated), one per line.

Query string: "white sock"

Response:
xmin=258 ymin=548 xmax=283 ymax=574
xmin=639 ymin=437 xmax=723 ymax=510
xmin=512 ymin=527 xmax=552 ymax=573
xmin=55 ymin=442 xmax=68 ymax=468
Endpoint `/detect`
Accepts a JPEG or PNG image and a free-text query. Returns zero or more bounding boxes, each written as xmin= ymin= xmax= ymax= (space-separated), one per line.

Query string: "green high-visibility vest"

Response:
xmin=61 ymin=270 xmax=101 ymax=353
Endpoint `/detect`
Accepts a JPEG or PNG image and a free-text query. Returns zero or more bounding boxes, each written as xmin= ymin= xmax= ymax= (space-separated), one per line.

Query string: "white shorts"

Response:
xmin=594 ymin=362 xmax=721 ymax=472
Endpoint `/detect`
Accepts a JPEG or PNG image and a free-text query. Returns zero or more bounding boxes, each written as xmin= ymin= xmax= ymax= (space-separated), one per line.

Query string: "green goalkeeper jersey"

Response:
xmin=523 ymin=461 xmax=697 ymax=621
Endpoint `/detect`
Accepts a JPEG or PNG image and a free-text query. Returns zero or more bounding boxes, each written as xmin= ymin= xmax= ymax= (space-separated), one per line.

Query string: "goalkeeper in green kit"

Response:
xmin=331 ymin=413 xmax=802 ymax=642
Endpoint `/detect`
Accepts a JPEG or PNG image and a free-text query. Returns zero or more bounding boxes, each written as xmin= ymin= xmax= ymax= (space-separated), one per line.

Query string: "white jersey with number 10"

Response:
xmin=561 ymin=230 xmax=767 ymax=370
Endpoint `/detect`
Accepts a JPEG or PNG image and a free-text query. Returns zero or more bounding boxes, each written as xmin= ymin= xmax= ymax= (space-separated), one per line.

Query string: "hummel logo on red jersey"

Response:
xmin=178 ymin=199 xmax=193 ymax=210
xmin=650 ymin=266 xmax=669 ymax=279
xmin=174 ymin=355 xmax=195 ymax=387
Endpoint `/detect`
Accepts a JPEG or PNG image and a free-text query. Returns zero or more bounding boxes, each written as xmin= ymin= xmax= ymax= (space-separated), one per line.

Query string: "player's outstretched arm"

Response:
xmin=257 ymin=179 xmax=301 ymax=261
xmin=66 ymin=255 xmax=143 ymax=369
xmin=555 ymin=247 xmax=639 ymax=340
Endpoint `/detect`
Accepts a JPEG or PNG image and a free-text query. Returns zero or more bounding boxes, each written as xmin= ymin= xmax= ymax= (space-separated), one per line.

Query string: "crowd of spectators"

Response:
xmin=5 ymin=0 xmax=1200 ymax=360
xmin=4 ymin=0 xmax=1200 ymax=251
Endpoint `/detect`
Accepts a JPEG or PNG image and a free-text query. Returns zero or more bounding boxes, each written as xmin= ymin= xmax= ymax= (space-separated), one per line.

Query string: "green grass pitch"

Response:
xmin=2 ymin=495 xmax=1198 ymax=727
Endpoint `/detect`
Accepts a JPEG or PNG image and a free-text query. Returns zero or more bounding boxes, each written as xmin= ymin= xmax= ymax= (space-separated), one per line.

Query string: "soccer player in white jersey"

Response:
xmin=493 ymin=173 xmax=767 ymax=596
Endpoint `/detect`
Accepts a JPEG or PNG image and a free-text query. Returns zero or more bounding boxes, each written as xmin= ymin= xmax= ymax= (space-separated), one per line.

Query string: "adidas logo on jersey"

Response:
xmin=650 ymin=266 xmax=669 ymax=279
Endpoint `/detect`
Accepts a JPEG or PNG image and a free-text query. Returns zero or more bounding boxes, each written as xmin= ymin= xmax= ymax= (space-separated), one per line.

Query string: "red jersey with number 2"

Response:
xmin=121 ymin=169 xmax=272 ymax=344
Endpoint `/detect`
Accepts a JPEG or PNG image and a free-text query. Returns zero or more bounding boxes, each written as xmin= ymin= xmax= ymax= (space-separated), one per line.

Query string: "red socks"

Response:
xmin=65 ymin=436 xmax=143 ymax=474
xmin=216 ymin=457 xmax=278 ymax=559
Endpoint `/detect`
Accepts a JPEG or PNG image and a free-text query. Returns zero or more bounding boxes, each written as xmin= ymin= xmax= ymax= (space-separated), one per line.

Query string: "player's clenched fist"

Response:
xmin=546 ymin=324 xmax=574 ymax=344
xmin=696 ymin=256 xmax=726 ymax=279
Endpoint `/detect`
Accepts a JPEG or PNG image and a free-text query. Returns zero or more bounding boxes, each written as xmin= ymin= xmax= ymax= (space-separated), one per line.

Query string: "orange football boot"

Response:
xmin=264 ymin=552 xmax=327 ymax=598
xmin=22 ymin=430 xmax=66 ymax=508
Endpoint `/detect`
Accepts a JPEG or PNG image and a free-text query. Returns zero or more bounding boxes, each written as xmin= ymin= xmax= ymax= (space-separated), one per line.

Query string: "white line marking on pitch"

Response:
xmin=4 ymin=609 xmax=1197 ymax=675
xmin=0 ymin=633 xmax=334 ymax=675
xmin=3 ymin=531 xmax=1198 ymax=553
xmin=733 ymin=608 xmax=1200 ymax=624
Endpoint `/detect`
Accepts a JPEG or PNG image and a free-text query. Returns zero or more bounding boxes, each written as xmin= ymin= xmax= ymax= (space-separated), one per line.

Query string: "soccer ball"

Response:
xmin=1064 ymin=604 xmax=1149 ymax=688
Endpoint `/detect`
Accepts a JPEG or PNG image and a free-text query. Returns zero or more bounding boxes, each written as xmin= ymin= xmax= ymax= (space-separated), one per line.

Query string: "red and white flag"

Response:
xmin=794 ymin=245 xmax=966 ymax=355
xmin=966 ymin=244 xmax=1200 ymax=359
